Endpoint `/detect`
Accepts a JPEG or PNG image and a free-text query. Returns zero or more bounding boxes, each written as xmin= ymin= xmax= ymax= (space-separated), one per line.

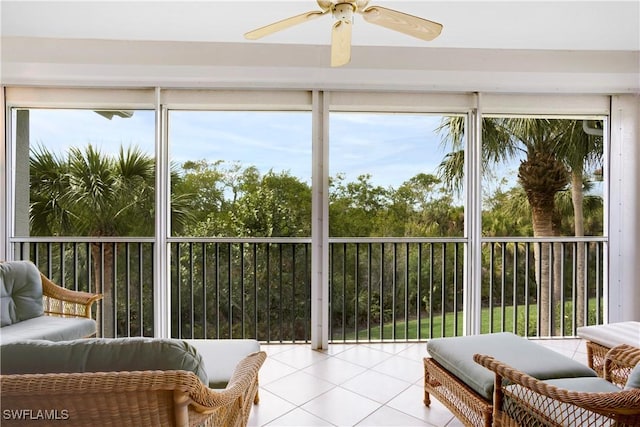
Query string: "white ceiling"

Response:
xmin=2 ymin=0 xmax=639 ymax=51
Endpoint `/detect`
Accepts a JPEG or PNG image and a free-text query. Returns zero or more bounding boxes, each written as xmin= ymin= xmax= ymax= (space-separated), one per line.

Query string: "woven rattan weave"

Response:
xmin=474 ymin=344 xmax=640 ymax=427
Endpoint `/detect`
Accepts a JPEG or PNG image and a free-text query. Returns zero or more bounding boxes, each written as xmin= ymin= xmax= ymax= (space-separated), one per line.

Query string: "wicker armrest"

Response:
xmin=603 ymin=344 xmax=640 ymax=387
xmin=41 ymin=273 xmax=103 ymax=318
xmin=473 ymin=353 xmax=640 ymax=424
xmin=187 ymin=351 xmax=266 ymax=411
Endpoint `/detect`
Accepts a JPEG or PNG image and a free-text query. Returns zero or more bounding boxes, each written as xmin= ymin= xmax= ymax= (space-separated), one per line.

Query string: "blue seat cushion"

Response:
xmin=0 ymin=261 xmax=44 ymax=326
xmin=0 ymin=337 xmax=209 ymax=385
xmin=625 ymin=363 xmax=640 ymax=390
xmin=544 ymin=376 xmax=621 ymax=393
xmin=427 ymin=332 xmax=597 ymax=400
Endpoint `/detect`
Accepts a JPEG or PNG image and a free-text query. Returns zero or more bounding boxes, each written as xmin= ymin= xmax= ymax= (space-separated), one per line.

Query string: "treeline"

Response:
xmin=28 ymin=115 xmax=605 ymax=339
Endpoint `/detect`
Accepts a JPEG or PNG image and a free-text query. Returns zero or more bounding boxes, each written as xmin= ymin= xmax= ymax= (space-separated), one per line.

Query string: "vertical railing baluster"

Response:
xmin=73 ymin=243 xmax=79 ymax=292
xmin=489 ymin=242 xmax=495 ymax=333
xmin=278 ymin=243 xmax=283 ymax=342
xmin=512 ymin=242 xmax=518 ymax=335
xmin=355 ymin=243 xmax=360 ymax=342
xmin=112 ymin=243 xmax=118 ymax=338
xmin=227 ymin=243 xmax=233 ymax=339
xmin=417 ymin=243 xmax=422 ymax=340
xmin=291 ymin=243 xmax=296 ymax=342
xmin=584 ymin=242 xmax=590 ymax=326
xmin=429 ymin=243 xmax=434 ymax=339
xmin=586 ymin=241 xmax=591 ymax=325
xmin=596 ymin=242 xmax=601 ymax=324
xmin=367 ymin=243 xmax=372 ymax=342
xmin=125 ymin=242 xmax=131 ymax=337
xmin=440 ymin=243 xmax=446 ymax=338
xmin=453 ymin=242 xmax=459 ymax=337
xmin=380 ymin=243 xmax=385 ymax=341
xmin=138 ymin=242 xmax=144 ymax=337
xmin=342 ymin=243 xmax=347 ymax=341
xmin=176 ymin=243 xmax=182 ymax=338
xmin=559 ymin=243 xmax=566 ymax=336
xmin=404 ymin=242 xmax=409 ymax=341
xmin=265 ymin=243 xmax=270 ymax=343
xmin=47 ymin=242 xmax=53 ymax=278
xmin=188 ymin=242 xmax=194 ymax=338
xmin=253 ymin=243 xmax=259 ymax=340
xmin=392 ymin=243 xmax=397 ymax=341
xmin=525 ymin=242 xmax=530 ymax=337
xmin=201 ymin=243 xmax=207 ymax=338
xmin=500 ymin=242 xmax=506 ymax=332
xmin=241 ymin=242 xmax=246 ymax=339
xmin=305 ymin=243 xmax=311 ymax=342
xmin=535 ymin=241 xmax=541 ymax=337
xmin=571 ymin=242 xmax=577 ymax=335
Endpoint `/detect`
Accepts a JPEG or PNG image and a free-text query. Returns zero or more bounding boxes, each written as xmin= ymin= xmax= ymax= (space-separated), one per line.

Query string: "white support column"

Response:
xmin=154 ymin=87 xmax=171 ymax=338
xmin=608 ymin=94 xmax=640 ymax=322
xmin=3 ymin=101 xmax=30 ymax=261
xmin=465 ymin=93 xmax=483 ymax=336
xmin=1 ymin=87 xmax=6 ymax=261
xmin=311 ymin=90 xmax=329 ymax=349
xmin=14 ymin=110 xmax=30 ymax=240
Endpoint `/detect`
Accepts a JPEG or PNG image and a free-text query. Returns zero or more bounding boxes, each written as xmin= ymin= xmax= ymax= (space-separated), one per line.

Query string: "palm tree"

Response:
xmin=438 ymin=117 xmax=570 ymax=336
xmin=555 ymin=120 xmax=603 ymax=327
xmin=31 ymin=144 xmax=155 ymax=337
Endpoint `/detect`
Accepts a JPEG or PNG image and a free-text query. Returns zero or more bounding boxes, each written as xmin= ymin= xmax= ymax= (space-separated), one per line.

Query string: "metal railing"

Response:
xmin=11 ymin=236 xmax=606 ymax=342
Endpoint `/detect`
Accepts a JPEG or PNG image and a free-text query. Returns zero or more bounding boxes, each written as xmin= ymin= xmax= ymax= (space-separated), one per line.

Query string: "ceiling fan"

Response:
xmin=244 ymin=0 xmax=443 ymax=67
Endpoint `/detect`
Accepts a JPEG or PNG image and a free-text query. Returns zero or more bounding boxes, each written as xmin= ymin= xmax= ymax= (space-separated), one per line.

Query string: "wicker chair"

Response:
xmin=0 ymin=260 xmax=102 ymax=320
xmin=473 ymin=344 xmax=640 ymax=426
xmin=0 ymin=350 xmax=266 ymax=427
xmin=0 ymin=260 xmax=103 ymax=344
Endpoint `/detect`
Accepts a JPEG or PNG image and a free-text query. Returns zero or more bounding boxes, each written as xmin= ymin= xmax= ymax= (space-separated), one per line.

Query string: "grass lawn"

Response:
xmin=339 ymin=298 xmax=601 ymax=341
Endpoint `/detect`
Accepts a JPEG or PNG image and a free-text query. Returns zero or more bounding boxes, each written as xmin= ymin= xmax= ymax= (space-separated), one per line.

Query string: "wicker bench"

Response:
xmin=577 ymin=321 xmax=640 ymax=382
xmin=424 ymin=333 xmax=597 ymax=427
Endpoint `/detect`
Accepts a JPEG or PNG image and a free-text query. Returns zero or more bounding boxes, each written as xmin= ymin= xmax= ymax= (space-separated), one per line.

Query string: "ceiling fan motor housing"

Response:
xmin=333 ymin=2 xmax=356 ymax=23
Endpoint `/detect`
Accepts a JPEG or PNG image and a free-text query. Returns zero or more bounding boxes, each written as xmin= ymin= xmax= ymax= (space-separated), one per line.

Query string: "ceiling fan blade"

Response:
xmin=244 ymin=9 xmax=328 ymax=40
xmin=331 ymin=20 xmax=352 ymax=67
xmin=360 ymin=6 xmax=443 ymax=41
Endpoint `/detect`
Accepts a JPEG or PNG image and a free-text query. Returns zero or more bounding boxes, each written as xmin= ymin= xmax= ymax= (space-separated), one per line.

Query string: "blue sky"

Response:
xmin=25 ymin=108 xmax=458 ymax=191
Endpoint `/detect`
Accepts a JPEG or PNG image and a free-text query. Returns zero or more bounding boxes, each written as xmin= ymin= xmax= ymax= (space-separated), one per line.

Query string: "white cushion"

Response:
xmin=577 ymin=321 xmax=640 ymax=349
xmin=183 ymin=339 xmax=260 ymax=388
xmin=0 ymin=315 xmax=96 ymax=344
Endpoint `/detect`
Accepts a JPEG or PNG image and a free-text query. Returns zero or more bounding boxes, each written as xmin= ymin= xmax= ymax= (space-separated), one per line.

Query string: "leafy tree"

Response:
xmin=172 ymin=159 xmax=226 ymax=225
xmin=482 ymin=185 xmax=532 ymax=237
xmin=329 ymin=173 xmax=390 ymax=237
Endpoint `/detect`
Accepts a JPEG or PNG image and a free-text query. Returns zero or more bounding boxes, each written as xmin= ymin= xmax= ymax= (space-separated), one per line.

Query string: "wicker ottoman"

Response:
xmin=424 ymin=332 xmax=597 ymax=427
xmin=577 ymin=321 xmax=640 ymax=382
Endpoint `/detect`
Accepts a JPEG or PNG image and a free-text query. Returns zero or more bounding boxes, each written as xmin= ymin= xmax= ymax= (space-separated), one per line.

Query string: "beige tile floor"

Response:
xmin=248 ymin=338 xmax=589 ymax=427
